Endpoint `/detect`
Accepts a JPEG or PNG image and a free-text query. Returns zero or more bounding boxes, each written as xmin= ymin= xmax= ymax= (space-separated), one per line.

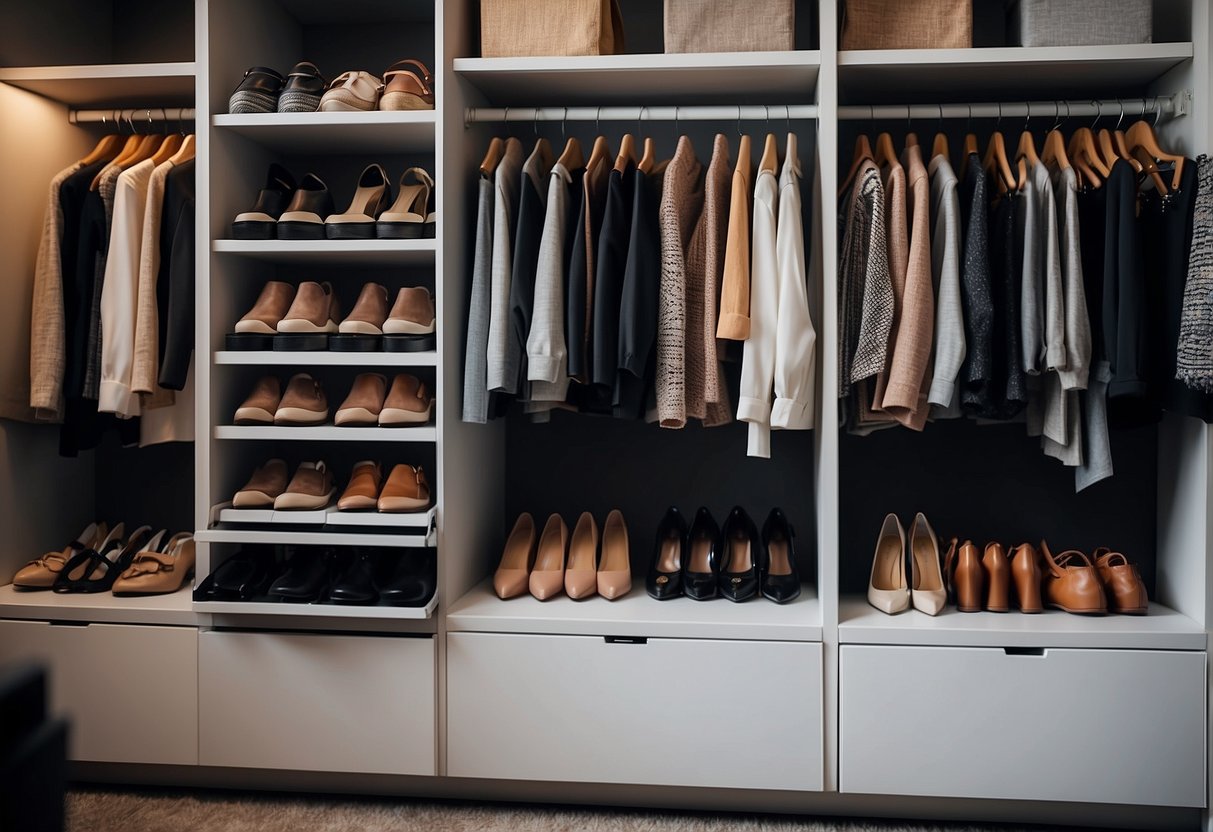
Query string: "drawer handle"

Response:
xmin=49 ymin=620 xmax=89 ymax=627
xmin=1003 ymin=647 xmax=1046 ymax=656
xmin=604 ymin=636 xmax=647 ymax=645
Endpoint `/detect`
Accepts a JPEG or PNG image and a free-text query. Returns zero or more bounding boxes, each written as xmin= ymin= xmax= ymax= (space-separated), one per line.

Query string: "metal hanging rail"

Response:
xmin=464 ymin=104 xmax=819 ymax=127
xmin=68 ymin=107 xmax=196 ymax=125
xmin=837 ymin=91 xmax=1190 ymax=123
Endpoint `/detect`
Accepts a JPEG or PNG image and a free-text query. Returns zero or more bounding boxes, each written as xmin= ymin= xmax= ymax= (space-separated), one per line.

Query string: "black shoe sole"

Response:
xmin=384 ymin=334 xmax=436 ymax=352
xmin=325 ymin=223 xmax=376 ymax=240
xmin=277 ymin=221 xmax=326 ymax=240
xmin=226 ymin=333 xmax=275 ymax=351
xmin=376 ymin=222 xmax=424 ymax=239
xmin=274 ymin=334 xmax=330 ymax=351
xmin=231 ymin=222 xmax=276 ymax=240
xmin=330 ymin=334 xmax=382 ymax=352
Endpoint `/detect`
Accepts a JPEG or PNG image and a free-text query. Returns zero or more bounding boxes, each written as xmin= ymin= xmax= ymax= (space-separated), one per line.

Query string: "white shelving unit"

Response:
xmin=213 ymin=425 xmax=437 ymax=442
xmin=212 ymin=238 xmax=437 ymax=265
xmin=194 ymin=593 xmax=438 ymax=620
xmin=213 ymin=111 xmax=436 ymax=153
xmin=0 ymin=584 xmax=195 ymax=627
xmin=214 ymin=350 xmax=438 ymax=366
xmin=196 ymin=528 xmax=433 ymax=548
xmin=0 ymin=62 xmax=197 ymax=106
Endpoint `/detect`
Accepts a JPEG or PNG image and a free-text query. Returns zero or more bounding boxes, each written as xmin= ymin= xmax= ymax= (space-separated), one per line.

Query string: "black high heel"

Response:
xmin=54 ymin=525 xmax=152 ymax=594
xmin=761 ymin=508 xmax=801 ymax=604
xmin=684 ymin=507 xmax=721 ymax=601
xmin=646 ymin=507 xmax=687 ymax=601
xmin=719 ymin=506 xmax=760 ymax=602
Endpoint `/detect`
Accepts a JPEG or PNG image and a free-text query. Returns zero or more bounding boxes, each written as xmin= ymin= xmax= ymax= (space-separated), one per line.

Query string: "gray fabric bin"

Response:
xmin=1009 ymin=0 xmax=1152 ymax=47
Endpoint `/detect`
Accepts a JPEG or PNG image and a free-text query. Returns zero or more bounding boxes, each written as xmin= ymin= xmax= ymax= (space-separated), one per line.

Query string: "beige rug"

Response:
xmin=67 ymin=788 xmax=1043 ymax=832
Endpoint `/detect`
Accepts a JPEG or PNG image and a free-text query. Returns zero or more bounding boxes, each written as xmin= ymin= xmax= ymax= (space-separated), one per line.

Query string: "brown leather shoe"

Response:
xmin=384 ymin=286 xmax=435 ymax=335
xmin=494 ymin=512 xmax=537 ymax=599
xmin=339 ymin=283 xmax=390 ymax=335
xmin=945 ymin=538 xmax=984 ymax=613
xmin=274 ymin=373 xmax=328 ymax=425
xmin=234 ymin=376 xmax=282 ymax=425
xmin=1041 ymin=541 xmax=1107 ymax=615
xmin=381 ymin=373 xmax=433 ymax=425
xmin=982 ymin=541 xmax=1010 ymax=612
xmin=232 ymin=459 xmax=289 ymax=508
xmin=13 ymin=522 xmax=109 ymax=589
xmin=337 ymin=460 xmax=383 ymax=511
xmin=1093 ymin=548 xmax=1149 ymax=615
xmin=111 ymin=533 xmax=195 ymax=596
xmin=277 ymin=281 xmax=340 ymax=333
xmin=235 ymin=281 xmax=295 ymax=334
xmin=1011 ymin=542 xmax=1043 ymax=613
xmin=380 ymin=59 xmax=435 ymax=111
xmin=335 ymin=373 xmax=387 ymax=426
xmin=377 ymin=464 xmax=430 ymax=512
xmin=274 ymin=461 xmax=335 ymax=510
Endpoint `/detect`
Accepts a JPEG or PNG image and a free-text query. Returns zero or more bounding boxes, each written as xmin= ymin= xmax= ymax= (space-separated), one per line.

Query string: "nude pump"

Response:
xmin=529 ymin=513 xmax=568 ymax=600
xmin=909 ymin=513 xmax=946 ymax=616
xmin=867 ymin=513 xmax=909 ymax=614
xmin=493 ymin=513 xmax=536 ymax=599
xmin=564 ymin=512 xmax=599 ymax=600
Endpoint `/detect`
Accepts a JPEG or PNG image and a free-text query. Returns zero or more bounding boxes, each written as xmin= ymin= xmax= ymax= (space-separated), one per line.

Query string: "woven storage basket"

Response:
xmin=664 ymin=0 xmax=794 ymax=53
xmin=1009 ymin=0 xmax=1152 ymax=47
xmin=841 ymin=0 xmax=972 ymax=50
xmin=480 ymin=0 xmax=625 ymax=57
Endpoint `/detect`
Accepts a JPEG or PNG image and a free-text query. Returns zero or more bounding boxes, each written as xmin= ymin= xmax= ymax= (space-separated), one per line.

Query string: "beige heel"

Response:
xmin=493 ymin=514 xmax=537 ymax=599
xmin=867 ymin=513 xmax=909 ymax=614
xmin=597 ymin=509 xmax=631 ymax=600
xmin=529 ymin=514 xmax=568 ymax=600
xmin=564 ymin=512 xmax=599 ymax=600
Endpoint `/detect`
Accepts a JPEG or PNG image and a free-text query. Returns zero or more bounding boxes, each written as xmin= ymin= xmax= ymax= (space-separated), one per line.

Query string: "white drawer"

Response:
xmin=0 ymin=620 xmax=197 ymax=765
xmin=840 ymin=644 xmax=1206 ymax=807
xmin=448 ymin=632 xmax=823 ymax=790
xmin=199 ymin=631 xmax=435 ymax=775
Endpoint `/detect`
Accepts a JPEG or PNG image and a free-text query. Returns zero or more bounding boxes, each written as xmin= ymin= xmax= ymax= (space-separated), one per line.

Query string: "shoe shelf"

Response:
xmin=212 ymin=111 xmax=437 ymax=155
xmin=837 ymin=42 xmax=1194 ymax=100
xmin=213 ymin=425 xmax=437 ymax=442
xmin=837 ymin=597 xmax=1207 ymax=651
xmin=212 ymin=239 xmax=436 ymax=266
xmin=453 ymin=50 xmax=821 ymax=106
xmin=447 ymin=579 xmax=822 ymax=642
xmin=214 ymin=351 xmax=438 ymax=367
xmin=215 ymin=504 xmax=435 ymax=531
xmin=0 ymin=62 xmax=196 ymax=107
xmin=0 ymin=583 xmax=196 ymax=627
xmin=193 ymin=591 xmax=438 ymax=621
xmin=197 ymin=527 xmax=434 ymax=549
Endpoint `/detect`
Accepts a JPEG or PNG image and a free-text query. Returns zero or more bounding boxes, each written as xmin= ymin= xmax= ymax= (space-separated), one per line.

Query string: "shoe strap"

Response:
xmin=121 ymin=551 xmax=179 ymax=579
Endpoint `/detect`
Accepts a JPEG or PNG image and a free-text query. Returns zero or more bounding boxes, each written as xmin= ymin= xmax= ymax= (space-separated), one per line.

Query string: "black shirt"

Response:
xmin=614 ymin=167 xmax=662 ymax=419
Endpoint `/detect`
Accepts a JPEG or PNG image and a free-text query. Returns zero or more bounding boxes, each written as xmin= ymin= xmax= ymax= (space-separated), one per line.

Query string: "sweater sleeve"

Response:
xmin=158 ymin=193 xmax=195 ymax=391
xmin=98 ymin=170 xmax=146 ymax=418
xmin=131 ymin=166 xmax=167 ymax=397
xmin=527 ymin=170 xmax=571 ymax=401
xmin=1056 ymin=173 xmax=1091 ymax=391
xmin=737 ymin=171 xmax=780 ymax=457
xmin=462 ymin=177 xmax=494 ymax=423
xmin=1041 ymin=171 xmax=1066 ymax=371
xmin=29 ymin=164 xmax=78 ymax=419
xmin=717 ymin=165 xmax=752 ymax=341
xmin=927 ymin=172 xmax=965 ymax=409
xmin=770 ymin=149 xmax=816 ymax=432
xmin=486 ymin=168 xmax=517 ymax=394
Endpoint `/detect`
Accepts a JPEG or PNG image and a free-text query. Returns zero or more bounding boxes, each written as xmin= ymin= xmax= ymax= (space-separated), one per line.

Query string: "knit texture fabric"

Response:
xmin=687 ymin=134 xmax=731 ymax=427
xmin=1177 ymin=156 xmax=1213 ymax=391
xmin=838 ymin=161 xmax=891 ymax=393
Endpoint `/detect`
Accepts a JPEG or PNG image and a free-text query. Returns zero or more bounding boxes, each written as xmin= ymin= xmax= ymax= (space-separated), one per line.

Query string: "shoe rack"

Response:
xmin=0 ymin=0 xmax=1210 ymax=828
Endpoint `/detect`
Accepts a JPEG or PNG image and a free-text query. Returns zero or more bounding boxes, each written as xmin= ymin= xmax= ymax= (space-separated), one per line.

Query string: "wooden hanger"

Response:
xmin=838 ymin=133 xmax=874 ymax=196
xmin=1041 ymin=129 xmax=1070 ymax=172
xmin=1132 ymin=145 xmax=1170 ymax=196
xmin=758 ymin=132 xmax=778 ymax=173
xmin=638 ymin=136 xmax=656 ymax=174
xmin=1127 ymin=114 xmax=1185 ymax=191
xmin=91 ymin=133 xmax=142 ymax=189
xmin=983 ymin=131 xmax=1017 ymax=194
xmin=874 ymin=132 xmax=899 ymax=171
xmin=556 ymin=136 xmax=583 ymax=171
xmin=613 ymin=133 xmax=636 ymax=173
xmin=1015 ymin=124 xmax=1039 ymax=190
xmin=78 ymin=134 xmax=122 ymax=166
xmin=932 ymin=132 xmax=949 ymax=162
xmin=905 ymin=131 xmax=919 ymax=148
xmin=586 ymin=135 xmax=611 ymax=171
xmin=150 ymin=133 xmax=183 ymax=166
xmin=479 ymin=137 xmax=504 ymax=176
xmin=168 ymin=133 xmax=196 ymax=166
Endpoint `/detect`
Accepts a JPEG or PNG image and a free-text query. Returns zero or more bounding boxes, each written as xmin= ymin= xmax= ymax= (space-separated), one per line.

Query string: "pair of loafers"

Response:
xmin=229 ymin=60 xmax=434 ymax=115
xmin=228 ymin=62 xmax=326 ymax=114
xmin=647 ymin=506 xmax=802 ymax=604
xmin=232 ymin=164 xmax=436 ymax=241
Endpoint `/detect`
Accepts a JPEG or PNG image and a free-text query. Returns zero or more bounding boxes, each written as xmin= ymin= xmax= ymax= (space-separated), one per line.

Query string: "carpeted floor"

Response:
xmin=67 ymin=788 xmax=1055 ymax=832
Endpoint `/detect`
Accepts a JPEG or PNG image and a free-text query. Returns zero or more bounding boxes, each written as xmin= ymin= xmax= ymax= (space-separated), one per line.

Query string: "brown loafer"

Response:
xmin=234 ymin=376 xmax=282 ymax=425
xmin=384 ymin=286 xmax=435 ymax=335
xmin=1041 ymin=541 xmax=1107 ymax=615
xmin=277 ymin=281 xmax=340 ymax=334
xmin=235 ymin=281 xmax=295 ymax=334
xmin=274 ymin=373 xmax=328 ymax=425
xmin=339 ymin=283 xmax=390 ymax=335
xmin=112 ymin=533 xmax=195 ymax=596
xmin=233 ymin=459 xmax=289 ymax=508
xmin=1093 ymin=548 xmax=1149 ymax=615
xmin=380 ymin=373 xmax=433 ymax=425
xmin=335 ymin=373 xmax=387 ymax=426
xmin=274 ymin=461 xmax=335 ymax=510
xmin=337 ymin=461 xmax=383 ymax=511
xmin=377 ymin=464 xmax=430 ymax=512
xmin=14 ymin=522 xmax=109 ymax=589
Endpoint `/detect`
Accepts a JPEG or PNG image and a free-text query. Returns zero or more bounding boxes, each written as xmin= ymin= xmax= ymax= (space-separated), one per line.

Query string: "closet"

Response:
xmin=0 ymin=1 xmax=1207 ymax=829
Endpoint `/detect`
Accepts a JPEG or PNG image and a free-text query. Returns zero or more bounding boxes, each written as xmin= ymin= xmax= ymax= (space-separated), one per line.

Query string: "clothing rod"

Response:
xmin=837 ymin=93 xmax=1187 ymax=122
xmin=464 ymin=105 xmax=819 ymax=126
xmin=68 ymin=107 xmax=196 ymax=125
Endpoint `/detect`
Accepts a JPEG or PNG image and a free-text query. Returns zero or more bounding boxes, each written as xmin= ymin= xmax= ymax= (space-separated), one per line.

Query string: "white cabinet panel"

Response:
xmin=0 ymin=620 xmax=197 ymax=765
xmin=840 ymin=644 xmax=1206 ymax=807
xmin=198 ymin=631 xmax=435 ymax=775
xmin=448 ymin=633 xmax=822 ymax=791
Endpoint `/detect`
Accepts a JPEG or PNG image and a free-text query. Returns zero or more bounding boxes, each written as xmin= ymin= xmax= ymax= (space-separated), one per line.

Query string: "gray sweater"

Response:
xmin=926 ymin=154 xmax=965 ymax=415
xmin=1019 ymin=160 xmax=1064 ymax=376
xmin=485 ymin=139 xmax=524 ymax=393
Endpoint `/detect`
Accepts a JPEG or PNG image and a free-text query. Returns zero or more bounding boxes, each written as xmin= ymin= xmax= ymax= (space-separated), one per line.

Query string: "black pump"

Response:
xmin=647 ymin=506 xmax=688 ymax=600
xmin=760 ymin=508 xmax=801 ymax=604
xmin=718 ymin=506 xmax=760 ymax=602
xmin=684 ymin=507 xmax=722 ymax=601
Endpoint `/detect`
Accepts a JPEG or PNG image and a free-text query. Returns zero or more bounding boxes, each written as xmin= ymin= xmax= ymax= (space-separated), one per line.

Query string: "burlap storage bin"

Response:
xmin=664 ymin=0 xmax=794 ymax=53
xmin=1009 ymin=0 xmax=1152 ymax=47
xmin=480 ymin=0 xmax=625 ymax=58
xmin=841 ymin=0 xmax=972 ymax=50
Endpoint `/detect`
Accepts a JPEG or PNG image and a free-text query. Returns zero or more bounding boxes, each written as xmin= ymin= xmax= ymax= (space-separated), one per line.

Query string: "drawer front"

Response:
xmin=199 ymin=631 xmax=435 ymax=775
xmin=840 ymin=644 xmax=1206 ymax=807
xmin=0 ymin=620 xmax=198 ymax=765
xmin=448 ymin=632 xmax=823 ymax=790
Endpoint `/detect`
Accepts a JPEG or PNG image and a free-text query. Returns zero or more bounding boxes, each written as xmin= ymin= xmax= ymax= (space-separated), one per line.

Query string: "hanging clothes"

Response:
xmin=1176 ymin=156 xmax=1213 ymax=393
xmin=462 ymin=159 xmax=497 ymax=424
xmin=864 ymin=148 xmax=908 ymax=429
xmin=590 ymin=154 xmax=636 ymax=398
xmin=485 ymin=137 xmax=525 ymax=396
xmin=613 ymin=162 xmax=662 ymax=420
xmin=717 ymin=134 xmax=753 ymax=342
xmin=156 ymin=158 xmax=196 ymax=394
xmin=987 ymin=184 xmax=1026 ymax=420
xmin=507 ymin=138 xmax=554 ymax=401
xmin=131 ymin=157 xmax=178 ymax=406
xmin=566 ymin=140 xmax=611 ymax=393
xmin=685 ymin=133 xmax=731 ymax=427
xmin=926 ymin=153 xmax=965 ymax=418
xmin=957 ymin=154 xmax=995 ymax=417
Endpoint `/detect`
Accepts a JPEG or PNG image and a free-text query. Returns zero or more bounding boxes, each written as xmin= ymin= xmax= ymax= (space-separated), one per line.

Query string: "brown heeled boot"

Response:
xmin=1011 ymin=542 xmax=1044 ymax=613
xmin=982 ymin=542 xmax=1010 ymax=612
xmin=945 ymin=538 xmax=984 ymax=613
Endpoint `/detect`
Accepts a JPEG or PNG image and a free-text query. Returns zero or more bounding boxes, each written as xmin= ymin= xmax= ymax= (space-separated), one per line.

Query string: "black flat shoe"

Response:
xmin=379 ymin=550 xmax=436 ymax=607
xmin=276 ymin=173 xmax=334 ymax=240
xmin=278 ymin=60 xmax=326 ymax=113
xmin=328 ymin=550 xmax=380 ymax=605
xmin=196 ymin=547 xmax=277 ymax=601
xmin=232 ymin=163 xmax=295 ymax=239
xmin=761 ymin=508 xmax=801 ymax=604
xmin=647 ymin=506 xmax=687 ymax=600
xmin=267 ymin=547 xmax=332 ymax=602
xmin=228 ymin=66 xmax=284 ymax=114
xmin=719 ymin=506 xmax=760 ymax=602
xmin=684 ymin=507 xmax=721 ymax=601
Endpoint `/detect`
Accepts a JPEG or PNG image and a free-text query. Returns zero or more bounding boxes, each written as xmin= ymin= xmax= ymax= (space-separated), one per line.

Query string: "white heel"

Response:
xmin=909 ymin=512 xmax=947 ymax=616
xmin=867 ymin=513 xmax=909 ymax=615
